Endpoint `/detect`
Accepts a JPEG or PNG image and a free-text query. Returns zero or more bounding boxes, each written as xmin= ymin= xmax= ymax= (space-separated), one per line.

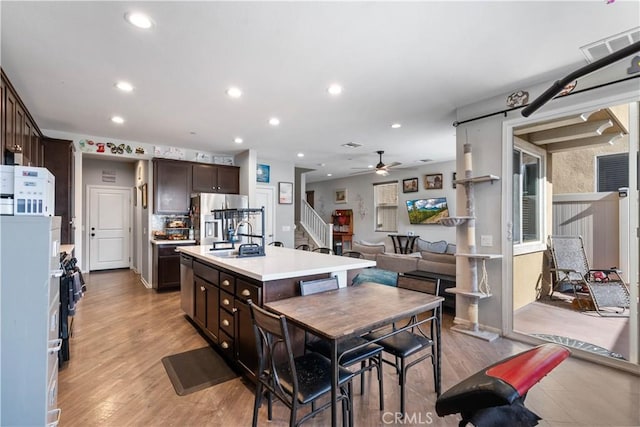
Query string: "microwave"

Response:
xmin=0 ymin=165 xmax=55 ymax=216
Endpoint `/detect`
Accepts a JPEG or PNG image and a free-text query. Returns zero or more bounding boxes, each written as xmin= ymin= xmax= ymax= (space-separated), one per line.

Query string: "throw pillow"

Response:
xmin=416 ymin=238 xmax=448 ymax=254
xmin=446 ymin=243 xmax=457 ymax=254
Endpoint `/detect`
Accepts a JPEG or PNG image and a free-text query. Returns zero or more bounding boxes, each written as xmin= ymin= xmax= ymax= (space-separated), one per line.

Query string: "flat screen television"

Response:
xmin=406 ymin=197 xmax=449 ymax=224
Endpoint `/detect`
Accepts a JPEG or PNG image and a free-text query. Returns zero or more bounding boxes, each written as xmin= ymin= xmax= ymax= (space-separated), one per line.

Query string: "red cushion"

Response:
xmin=486 ymin=344 xmax=570 ymax=396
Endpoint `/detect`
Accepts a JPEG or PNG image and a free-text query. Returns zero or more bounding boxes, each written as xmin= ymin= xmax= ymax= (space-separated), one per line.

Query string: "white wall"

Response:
xmin=306 ymin=160 xmax=457 ymax=249
xmin=256 ymin=157 xmax=296 ymax=247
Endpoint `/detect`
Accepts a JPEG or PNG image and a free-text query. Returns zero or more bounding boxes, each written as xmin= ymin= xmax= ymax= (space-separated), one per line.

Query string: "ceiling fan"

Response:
xmin=351 ymin=150 xmax=401 ymax=176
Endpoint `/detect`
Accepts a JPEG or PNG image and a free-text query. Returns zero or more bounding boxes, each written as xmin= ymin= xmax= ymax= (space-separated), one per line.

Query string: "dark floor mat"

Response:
xmin=161 ymin=346 xmax=238 ymax=396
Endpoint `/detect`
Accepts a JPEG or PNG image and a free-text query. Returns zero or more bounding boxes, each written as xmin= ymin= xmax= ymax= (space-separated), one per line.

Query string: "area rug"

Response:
xmin=161 ymin=346 xmax=238 ymax=396
xmin=530 ymin=333 xmax=625 ymax=360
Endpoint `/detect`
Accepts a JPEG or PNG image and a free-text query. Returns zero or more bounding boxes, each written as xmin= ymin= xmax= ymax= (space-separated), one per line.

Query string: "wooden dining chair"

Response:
xmin=249 ymin=301 xmax=354 ymax=427
xmin=364 ymin=277 xmax=441 ymax=416
xmin=299 ymin=277 xmax=385 ymax=410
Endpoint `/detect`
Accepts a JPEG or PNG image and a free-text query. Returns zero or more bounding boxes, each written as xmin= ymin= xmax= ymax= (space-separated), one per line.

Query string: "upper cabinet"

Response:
xmin=1 ymin=69 xmax=43 ymax=166
xmin=153 ymin=159 xmax=192 ymax=214
xmin=154 ymin=159 xmax=240 ymax=214
xmin=192 ymin=163 xmax=240 ymax=194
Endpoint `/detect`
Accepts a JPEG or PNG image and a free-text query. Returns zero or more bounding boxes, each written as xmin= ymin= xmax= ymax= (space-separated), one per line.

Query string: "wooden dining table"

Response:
xmin=265 ymin=282 xmax=443 ymax=427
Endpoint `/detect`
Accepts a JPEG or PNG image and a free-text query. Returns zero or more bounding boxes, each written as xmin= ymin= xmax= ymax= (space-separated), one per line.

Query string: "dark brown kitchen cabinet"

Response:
xmin=192 ymin=163 xmax=240 ymax=194
xmin=153 ymin=243 xmax=193 ymax=291
xmin=0 ymin=77 xmax=5 ymax=156
xmin=153 ymin=159 xmax=192 ymax=214
xmin=2 ymin=69 xmax=44 ymax=166
xmin=194 ymin=276 xmax=208 ymax=330
xmin=43 ymin=138 xmax=75 ymax=242
xmin=234 ymin=278 xmax=261 ymax=378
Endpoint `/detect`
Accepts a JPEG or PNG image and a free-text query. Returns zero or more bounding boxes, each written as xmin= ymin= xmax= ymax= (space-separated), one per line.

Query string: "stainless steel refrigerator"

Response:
xmin=190 ymin=193 xmax=248 ymax=246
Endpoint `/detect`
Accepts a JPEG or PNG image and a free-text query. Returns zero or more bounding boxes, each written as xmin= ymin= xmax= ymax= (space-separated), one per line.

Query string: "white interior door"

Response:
xmin=255 ymin=186 xmax=276 ymax=244
xmin=88 ymin=186 xmax=131 ymax=271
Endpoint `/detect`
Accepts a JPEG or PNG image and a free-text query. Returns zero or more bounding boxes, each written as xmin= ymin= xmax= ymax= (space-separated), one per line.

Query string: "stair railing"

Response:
xmin=300 ymin=200 xmax=333 ymax=250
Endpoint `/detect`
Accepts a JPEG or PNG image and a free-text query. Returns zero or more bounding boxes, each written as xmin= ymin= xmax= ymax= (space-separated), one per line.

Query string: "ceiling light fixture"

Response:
xmin=269 ymin=117 xmax=280 ymax=126
xmin=327 ymin=173 xmax=333 ymax=177
xmin=124 ymin=12 xmax=153 ymax=29
xmin=297 ymin=153 xmax=304 ymax=158
xmin=115 ymin=81 xmax=134 ymax=92
xmin=391 ymin=123 xmax=402 ymax=129
xmin=327 ymin=84 xmax=342 ymax=95
xmin=226 ymin=87 xmax=242 ymax=98
xmin=111 ymin=116 xmax=125 ymax=124
xmin=234 ymin=137 xmax=243 ymax=144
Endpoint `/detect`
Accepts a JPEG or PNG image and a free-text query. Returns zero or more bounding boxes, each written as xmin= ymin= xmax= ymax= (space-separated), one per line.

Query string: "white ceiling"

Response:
xmin=2 ymin=1 xmax=638 ymax=182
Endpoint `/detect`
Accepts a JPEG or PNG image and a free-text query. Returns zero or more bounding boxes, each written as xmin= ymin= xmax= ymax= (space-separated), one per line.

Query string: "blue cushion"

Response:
xmin=352 ymin=268 xmax=398 ymax=287
xmin=416 ymin=238 xmax=448 ymax=254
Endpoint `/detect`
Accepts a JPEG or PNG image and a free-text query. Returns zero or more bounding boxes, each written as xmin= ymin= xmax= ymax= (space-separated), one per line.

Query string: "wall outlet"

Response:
xmin=480 ymin=235 xmax=493 ymax=247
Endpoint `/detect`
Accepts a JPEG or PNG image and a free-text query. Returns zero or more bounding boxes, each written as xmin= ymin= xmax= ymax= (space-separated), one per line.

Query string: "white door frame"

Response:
xmin=503 ymin=93 xmax=640 ymax=371
xmin=86 ymin=185 xmax=133 ymax=271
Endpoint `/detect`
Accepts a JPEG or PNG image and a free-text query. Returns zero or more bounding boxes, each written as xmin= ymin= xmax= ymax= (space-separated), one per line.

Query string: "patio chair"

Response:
xmin=547 ymin=235 xmax=630 ymax=316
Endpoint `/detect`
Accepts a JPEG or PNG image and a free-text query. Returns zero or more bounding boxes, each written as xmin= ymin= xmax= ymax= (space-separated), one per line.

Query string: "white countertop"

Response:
xmin=151 ymin=239 xmax=196 ymax=245
xmin=177 ymin=245 xmax=375 ymax=282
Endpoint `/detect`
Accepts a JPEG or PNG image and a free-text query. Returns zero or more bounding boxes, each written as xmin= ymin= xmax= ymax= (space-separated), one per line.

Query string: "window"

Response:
xmin=373 ymin=181 xmax=398 ymax=232
xmin=513 ymin=145 xmax=544 ymax=246
xmin=597 ymin=152 xmax=628 ymax=192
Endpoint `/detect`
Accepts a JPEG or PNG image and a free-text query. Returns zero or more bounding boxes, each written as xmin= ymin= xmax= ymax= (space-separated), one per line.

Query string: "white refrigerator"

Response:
xmin=0 ymin=216 xmax=62 ymax=426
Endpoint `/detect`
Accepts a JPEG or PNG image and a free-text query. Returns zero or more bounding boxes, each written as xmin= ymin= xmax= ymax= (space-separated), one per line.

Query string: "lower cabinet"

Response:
xmin=194 ymin=276 xmax=208 ymax=330
xmin=181 ymin=258 xmax=302 ymax=383
xmin=235 ymin=278 xmax=262 ymax=378
xmin=153 ymin=243 xmax=191 ymax=291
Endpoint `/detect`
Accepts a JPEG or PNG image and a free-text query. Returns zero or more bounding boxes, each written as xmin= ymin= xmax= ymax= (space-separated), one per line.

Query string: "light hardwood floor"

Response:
xmin=57 ymin=270 xmax=640 ymax=426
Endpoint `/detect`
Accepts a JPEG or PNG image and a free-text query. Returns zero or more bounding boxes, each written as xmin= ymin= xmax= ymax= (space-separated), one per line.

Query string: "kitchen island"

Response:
xmin=176 ymin=245 xmax=375 ymax=379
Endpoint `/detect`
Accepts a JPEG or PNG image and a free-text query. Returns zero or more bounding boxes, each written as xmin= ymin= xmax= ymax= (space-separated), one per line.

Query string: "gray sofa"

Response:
xmin=351 ymin=240 xmax=456 ymax=276
xmin=349 ymin=240 xmax=457 ymax=310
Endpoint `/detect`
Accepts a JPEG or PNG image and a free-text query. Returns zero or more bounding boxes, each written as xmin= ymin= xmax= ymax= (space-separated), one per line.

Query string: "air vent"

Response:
xmin=341 ymin=142 xmax=363 ymax=149
xmin=580 ymin=27 xmax=640 ymax=63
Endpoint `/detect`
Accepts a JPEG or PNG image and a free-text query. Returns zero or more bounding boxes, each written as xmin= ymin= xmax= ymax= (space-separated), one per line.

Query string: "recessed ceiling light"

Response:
xmin=327 ymin=173 xmax=333 ymax=177
xmin=111 ymin=116 xmax=124 ymax=124
xmin=269 ymin=117 xmax=280 ymax=126
xmin=226 ymin=87 xmax=242 ymax=98
xmin=115 ymin=81 xmax=134 ymax=92
xmin=367 ymin=165 xmax=374 ymax=168
xmin=234 ymin=137 xmax=243 ymax=144
xmin=124 ymin=12 xmax=153 ymax=29
xmin=297 ymin=153 xmax=304 ymax=158
xmin=327 ymin=84 xmax=342 ymax=95
xmin=391 ymin=123 xmax=402 ymax=129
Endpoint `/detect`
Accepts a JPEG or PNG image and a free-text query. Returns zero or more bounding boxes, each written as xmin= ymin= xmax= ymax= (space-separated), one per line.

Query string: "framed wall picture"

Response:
xmin=424 ymin=173 xmax=443 ymax=190
xmin=402 ymin=178 xmax=419 ymax=193
xmin=141 ymin=183 xmax=148 ymax=209
xmin=278 ymin=182 xmax=293 ymax=204
xmin=335 ymin=188 xmax=347 ymax=204
xmin=256 ymin=164 xmax=270 ymax=183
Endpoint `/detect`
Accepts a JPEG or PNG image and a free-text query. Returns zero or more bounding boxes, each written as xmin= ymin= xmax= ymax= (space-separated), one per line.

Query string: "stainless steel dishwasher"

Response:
xmin=179 ymin=253 xmax=194 ymax=317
